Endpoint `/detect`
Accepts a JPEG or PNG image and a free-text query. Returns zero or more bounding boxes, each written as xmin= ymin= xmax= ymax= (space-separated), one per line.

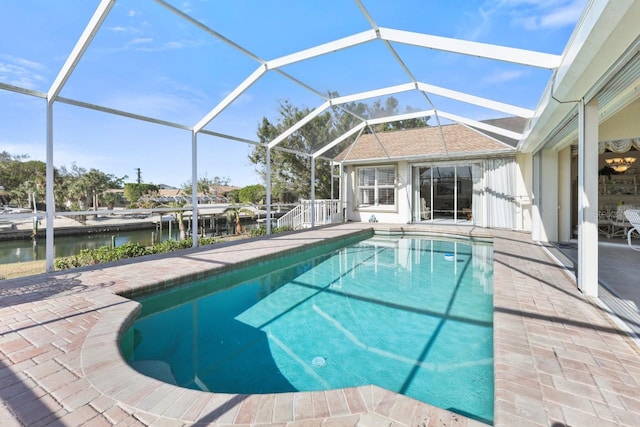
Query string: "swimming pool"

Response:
xmin=121 ymin=234 xmax=494 ymax=423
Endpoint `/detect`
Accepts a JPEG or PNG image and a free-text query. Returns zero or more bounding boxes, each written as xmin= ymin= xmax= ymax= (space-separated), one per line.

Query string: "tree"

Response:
xmin=249 ymin=96 xmax=429 ymax=202
xmin=166 ymin=201 xmax=188 ymax=240
xmin=250 ymin=101 xmax=336 ymax=202
xmin=100 ymin=191 xmax=121 ymax=210
xmin=238 ymin=184 xmax=266 ymax=204
xmin=182 ymin=176 xmax=231 ymax=197
xmin=365 ymin=98 xmax=430 ymax=132
xmin=226 ymin=189 xmax=240 ymax=203
xmin=123 ymin=183 xmax=159 ymax=207
xmin=64 ymin=165 xmax=125 ymax=213
xmin=0 ymin=155 xmax=47 ymax=208
xmin=225 ymin=206 xmax=254 ymax=234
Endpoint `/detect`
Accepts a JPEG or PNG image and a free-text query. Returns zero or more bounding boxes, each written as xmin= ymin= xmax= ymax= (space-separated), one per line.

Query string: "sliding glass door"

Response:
xmin=414 ymin=163 xmax=477 ymax=223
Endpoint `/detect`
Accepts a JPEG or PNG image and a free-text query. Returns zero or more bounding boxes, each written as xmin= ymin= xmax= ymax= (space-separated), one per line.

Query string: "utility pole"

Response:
xmin=135 ymin=168 xmax=141 ymax=184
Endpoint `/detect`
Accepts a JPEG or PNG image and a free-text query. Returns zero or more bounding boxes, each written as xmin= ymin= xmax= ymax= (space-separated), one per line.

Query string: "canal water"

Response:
xmin=0 ymin=223 xmax=250 ymax=265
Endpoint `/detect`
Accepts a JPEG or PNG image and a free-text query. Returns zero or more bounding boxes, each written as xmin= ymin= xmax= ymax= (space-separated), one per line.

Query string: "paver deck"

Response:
xmin=1 ymin=223 xmax=639 ymax=426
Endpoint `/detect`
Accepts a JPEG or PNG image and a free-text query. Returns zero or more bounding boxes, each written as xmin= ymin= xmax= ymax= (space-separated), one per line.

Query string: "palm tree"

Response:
xmin=166 ymin=202 xmax=187 ymax=240
xmin=225 ymin=206 xmax=254 ymax=234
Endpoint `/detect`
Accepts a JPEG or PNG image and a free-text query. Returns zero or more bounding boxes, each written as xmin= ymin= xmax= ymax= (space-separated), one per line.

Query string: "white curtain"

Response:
xmin=598 ymin=138 xmax=640 ymax=153
xmin=485 ymin=158 xmax=516 ymax=229
xmin=471 ymin=163 xmax=484 ymax=226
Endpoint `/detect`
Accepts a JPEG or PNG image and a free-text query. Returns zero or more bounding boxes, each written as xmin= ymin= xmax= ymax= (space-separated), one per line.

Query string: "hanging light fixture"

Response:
xmin=605 ymin=156 xmax=636 ymax=172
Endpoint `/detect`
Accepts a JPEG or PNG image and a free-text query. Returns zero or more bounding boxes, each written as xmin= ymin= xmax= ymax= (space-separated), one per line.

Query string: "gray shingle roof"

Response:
xmin=334 ymin=118 xmax=525 ymax=163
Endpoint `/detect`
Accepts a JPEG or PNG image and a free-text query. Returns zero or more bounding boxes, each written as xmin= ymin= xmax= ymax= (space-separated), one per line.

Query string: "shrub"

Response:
xmin=249 ymin=226 xmax=267 ymax=237
xmin=53 ymin=226 xmax=293 ymax=271
xmin=113 ymin=242 xmax=149 ymax=259
xmin=250 ymin=225 xmax=292 ymax=236
xmin=199 ymin=236 xmax=219 ymax=246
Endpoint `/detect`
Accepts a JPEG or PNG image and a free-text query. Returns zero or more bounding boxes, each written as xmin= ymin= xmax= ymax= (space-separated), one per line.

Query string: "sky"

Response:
xmin=0 ymin=0 xmax=587 ymax=189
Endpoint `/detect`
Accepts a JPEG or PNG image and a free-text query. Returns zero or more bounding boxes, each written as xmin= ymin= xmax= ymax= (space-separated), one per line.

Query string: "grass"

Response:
xmin=0 ymin=260 xmax=47 ymax=280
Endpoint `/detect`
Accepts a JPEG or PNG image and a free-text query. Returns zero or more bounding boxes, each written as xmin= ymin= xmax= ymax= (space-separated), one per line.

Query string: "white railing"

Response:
xmin=277 ymin=199 xmax=343 ymax=230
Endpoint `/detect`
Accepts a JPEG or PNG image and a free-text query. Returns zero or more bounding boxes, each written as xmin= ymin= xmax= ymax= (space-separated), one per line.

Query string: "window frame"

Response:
xmin=356 ymin=165 xmax=397 ymax=210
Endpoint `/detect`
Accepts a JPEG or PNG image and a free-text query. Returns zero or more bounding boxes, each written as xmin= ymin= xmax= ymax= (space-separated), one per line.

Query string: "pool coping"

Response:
xmin=2 ymin=223 xmax=639 ymax=426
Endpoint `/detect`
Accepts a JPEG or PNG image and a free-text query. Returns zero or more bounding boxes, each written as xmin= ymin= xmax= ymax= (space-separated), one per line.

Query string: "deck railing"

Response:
xmin=276 ymin=199 xmax=343 ymax=230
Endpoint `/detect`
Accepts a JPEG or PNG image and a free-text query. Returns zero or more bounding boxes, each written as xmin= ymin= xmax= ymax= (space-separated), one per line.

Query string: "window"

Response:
xmin=357 ymin=166 xmax=396 ymax=207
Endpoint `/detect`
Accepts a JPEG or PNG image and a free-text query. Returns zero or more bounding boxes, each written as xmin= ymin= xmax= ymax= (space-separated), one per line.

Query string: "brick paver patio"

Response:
xmin=1 ymin=223 xmax=639 ymax=426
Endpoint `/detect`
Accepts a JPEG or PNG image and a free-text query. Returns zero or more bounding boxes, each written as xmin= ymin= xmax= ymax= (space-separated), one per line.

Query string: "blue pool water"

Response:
xmin=121 ymin=235 xmax=494 ymax=424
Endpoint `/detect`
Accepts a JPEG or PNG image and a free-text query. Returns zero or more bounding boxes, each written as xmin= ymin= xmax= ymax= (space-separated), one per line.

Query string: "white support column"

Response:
xmin=531 ymin=153 xmax=543 ymax=241
xmin=558 ymin=146 xmax=573 ymax=241
xmin=266 ymin=147 xmax=272 ymax=235
xmin=310 ymin=157 xmax=316 ymax=228
xmin=191 ymin=132 xmax=199 ymax=247
xmin=45 ymin=102 xmax=55 ymax=272
xmin=339 ymin=163 xmax=344 ymax=219
xmin=43 ymin=0 xmax=114 ymax=271
xmin=578 ymin=98 xmax=599 ymax=297
xmin=330 ymin=161 xmax=334 ymax=201
xmin=539 ymin=149 xmax=559 ymax=242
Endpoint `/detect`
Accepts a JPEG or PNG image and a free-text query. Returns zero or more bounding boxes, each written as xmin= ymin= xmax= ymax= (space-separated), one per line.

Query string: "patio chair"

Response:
xmin=624 ymin=209 xmax=640 ymax=251
xmin=609 ymin=206 xmax=630 ymax=238
xmin=420 ymin=198 xmax=431 ymax=220
xmin=598 ymin=210 xmax=612 ymax=237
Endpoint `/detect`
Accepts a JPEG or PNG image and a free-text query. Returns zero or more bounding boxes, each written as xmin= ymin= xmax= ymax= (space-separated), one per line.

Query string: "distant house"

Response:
xmin=150 ymin=186 xmax=238 ymax=204
xmin=336 ymin=118 xmax=530 ymax=229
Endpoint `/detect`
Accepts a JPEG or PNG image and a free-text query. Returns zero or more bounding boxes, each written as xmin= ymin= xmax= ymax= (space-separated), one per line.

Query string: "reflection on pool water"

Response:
xmin=121 ymin=235 xmax=494 ymax=424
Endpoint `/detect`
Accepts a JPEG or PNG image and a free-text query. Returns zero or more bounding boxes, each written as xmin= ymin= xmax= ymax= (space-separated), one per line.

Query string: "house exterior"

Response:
xmin=336 ymin=118 xmax=533 ymax=230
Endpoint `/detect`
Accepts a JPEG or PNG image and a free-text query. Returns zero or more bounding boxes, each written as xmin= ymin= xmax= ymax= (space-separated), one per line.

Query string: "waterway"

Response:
xmin=0 ymin=222 xmax=251 ymax=265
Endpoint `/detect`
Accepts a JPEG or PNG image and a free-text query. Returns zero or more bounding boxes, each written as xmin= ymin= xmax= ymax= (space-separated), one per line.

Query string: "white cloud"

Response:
xmin=157 ymin=77 xmax=208 ymax=103
xmin=496 ymin=0 xmax=587 ymax=30
xmin=108 ymin=26 xmax=128 ymax=33
xmin=163 ymin=41 xmax=184 ymax=49
xmin=0 ymin=140 xmax=114 ymax=170
xmin=0 ymin=55 xmax=46 ymax=90
xmin=101 ymin=91 xmax=200 ymax=121
xmin=128 ymin=37 xmax=153 ymax=45
xmin=483 ymin=69 xmax=526 ymax=84
xmin=458 ymin=6 xmax=494 ymax=41
xmin=11 ymin=57 xmax=46 ymax=71
xmin=126 ymin=38 xmax=203 ymax=52
xmin=463 ymin=0 xmax=588 ymax=36
xmin=538 ymin=1 xmax=585 ymax=29
xmin=107 ymin=25 xmax=142 ymax=35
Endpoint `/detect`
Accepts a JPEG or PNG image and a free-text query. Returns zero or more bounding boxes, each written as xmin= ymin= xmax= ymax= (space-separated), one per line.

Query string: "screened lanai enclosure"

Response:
xmin=2 ymin=0 xmax=640 ymax=300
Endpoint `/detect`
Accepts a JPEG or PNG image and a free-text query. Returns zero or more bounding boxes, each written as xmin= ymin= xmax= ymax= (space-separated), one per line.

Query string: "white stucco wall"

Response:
xmin=343 ymin=162 xmax=411 ymax=224
xmin=515 ymin=153 xmax=533 ymax=232
xmin=558 ymin=146 xmax=573 ymax=241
